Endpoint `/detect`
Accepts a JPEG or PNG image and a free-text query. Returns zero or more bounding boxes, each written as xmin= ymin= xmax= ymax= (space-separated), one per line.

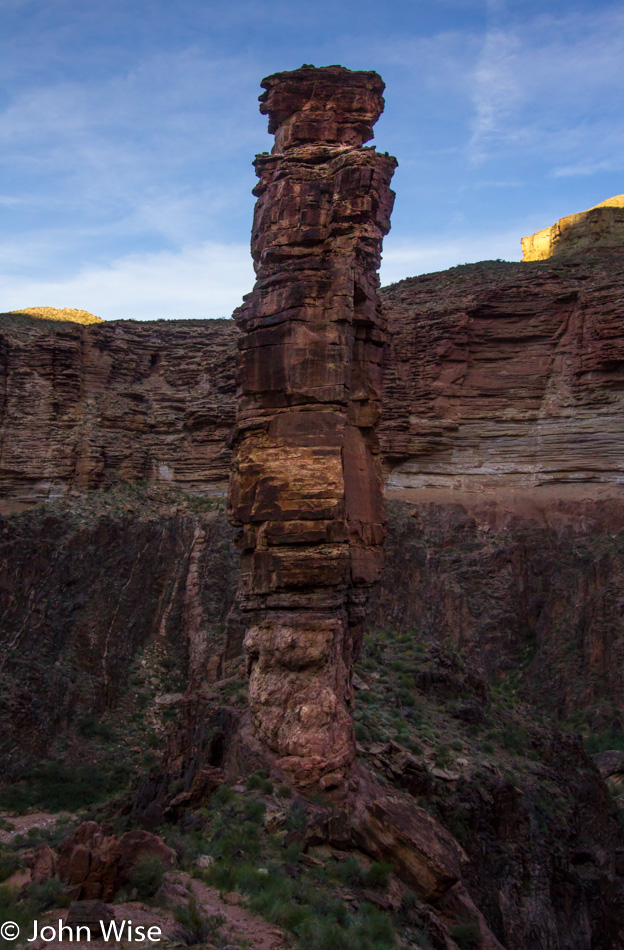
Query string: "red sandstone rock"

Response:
xmin=349 ymin=764 xmax=466 ymax=902
xmin=0 ymin=316 xmax=237 ymax=513
xmin=55 ymin=822 xmax=176 ymax=901
xmin=4 ymin=256 xmax=624 ymax=515
xmin=378 ymin=258 xmax=624 ymax=499
xmin=227 ymin=65 xmax=396 ymax=788
xmin=28 ymin=843 xmax=57 ymax=884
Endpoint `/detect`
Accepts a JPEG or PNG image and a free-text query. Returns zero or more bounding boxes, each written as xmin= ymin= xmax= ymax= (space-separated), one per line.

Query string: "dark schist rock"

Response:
xmin=594 ymin=749 xmax=624 ymax=779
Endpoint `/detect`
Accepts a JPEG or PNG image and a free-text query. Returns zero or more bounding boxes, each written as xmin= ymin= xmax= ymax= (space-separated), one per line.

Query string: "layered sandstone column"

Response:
xmin=228 ymin=65 xmax=397 ymax=789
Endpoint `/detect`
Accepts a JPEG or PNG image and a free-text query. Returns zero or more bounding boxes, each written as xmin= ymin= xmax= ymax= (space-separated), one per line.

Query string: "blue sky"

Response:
xmin=1 ymin=0 xmax=623 ymax=320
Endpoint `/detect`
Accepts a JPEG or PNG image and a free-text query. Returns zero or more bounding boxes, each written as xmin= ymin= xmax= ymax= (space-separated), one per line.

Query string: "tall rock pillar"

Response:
xmin=228 ymin=65 xmax=397 ymax=789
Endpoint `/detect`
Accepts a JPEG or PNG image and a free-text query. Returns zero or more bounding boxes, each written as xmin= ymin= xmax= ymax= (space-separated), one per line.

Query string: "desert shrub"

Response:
xmin=298 ymin=903 xmax=397 ymax=950
xmin=501 ymin=723 xmax=526 ymax=754
xmin=76 ymin=713 xmax=116 ymax=742
xmin=451 ymin=922 xmax=481 ymax=948
xmin=0 ymin=760 xmax=127 ymax=813
xmin=585 ymin=728 xmax=624 ymax=754
xmin=165 ymin=828 xmax=206 ymax=868
xmin=246 ymin=772 xmax=274 ymax=795
xmin=351 ymin=903 xmax=397 ymax=946
xmin=244 ymin=797 xmax=266 ymax=823
xmin=127 ymin=856 xmax=166 ymax=901
xmin=174 ymin=897 xmax=223 ymax=945
xmin=362 ymin=861 xmax=392 ymax=889
xmin=0 ymin=878 xmax=68 ymax=949
xmin=330 ymin=856 xmax=363 ymax=886
xmin=211 ymin=784 xmax=234 ymax=807
xmin=0 ymin=854 xmax=18 ymax=884
xmin=355 ymin=722 xmax=371 ymax=742
xmin=28 ymin=878 xmax=67 ymax=914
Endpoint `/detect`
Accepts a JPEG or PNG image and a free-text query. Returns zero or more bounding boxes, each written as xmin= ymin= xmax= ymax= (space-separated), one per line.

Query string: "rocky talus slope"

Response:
xmin=228 ymin=65 xmax=397 ymax=790
xmin=3 ymin=489 xmax=624 ymax=949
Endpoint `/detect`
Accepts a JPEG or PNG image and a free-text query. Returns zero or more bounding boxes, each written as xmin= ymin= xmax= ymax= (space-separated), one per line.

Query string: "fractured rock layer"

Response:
xmin=227 ymin=65 xmax=397 ymax=788
xmin=0 ymin=316 xmax=237 ymax=513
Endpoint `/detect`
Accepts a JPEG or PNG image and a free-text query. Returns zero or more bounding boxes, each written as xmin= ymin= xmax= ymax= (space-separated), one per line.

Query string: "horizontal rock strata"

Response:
xmin=4 ymin=257 xmax=624 ymax=511
xmin=379 ymin=257 xmax=624 ymax=499
xmin=0 ymin=315 xmax=237 ymax=512
xmin=227 ymin=65 xmax=397 ymax=788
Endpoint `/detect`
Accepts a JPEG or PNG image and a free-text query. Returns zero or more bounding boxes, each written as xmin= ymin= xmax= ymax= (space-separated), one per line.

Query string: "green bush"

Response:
xmin=451 ymin=922 xmax=481 ymax=948
xmin=174 ymin=897 xmax=223 ymax=945
xmin=362 ymin=862 xmax=392 ymax=889
xmin=244 ymin=798 xmax=266 ymax=823
xmin=585 ymin=728 xmax=624 ymax=754
xmin=0 ymin=854 xmax=18 ymax=884
xmin=76 ymin=713 xmax=116 ymax=742
xmin=0 ymin=760 xmax=127 ymax=813
xmin=246 ymin=772 xmax=274 ymax=795
xmin=127 ymin=856 xmax=166 ymax=901
xmin=329 ymin=856 xmax=363 ymax=887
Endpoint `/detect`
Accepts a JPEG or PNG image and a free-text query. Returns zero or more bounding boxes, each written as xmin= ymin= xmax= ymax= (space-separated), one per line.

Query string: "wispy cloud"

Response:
xmin=553 ymin=159 xmax=622 ymax=179
xmin=380 ymin=228 xmax=522 ymax=286
xmin=469 ymin=27 xmax=522 ymax=160
xmin=1 ymin=242 xmax=254 ymax=320
xmin=467 ymin=6 xmax=624 ymax=170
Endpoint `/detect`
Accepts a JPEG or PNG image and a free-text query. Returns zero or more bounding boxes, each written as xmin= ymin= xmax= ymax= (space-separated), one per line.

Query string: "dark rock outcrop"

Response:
xmin=0 ymin=494 xmax=237 ymax=775
xmin=33 ymin=821 xmax=176 ymax=901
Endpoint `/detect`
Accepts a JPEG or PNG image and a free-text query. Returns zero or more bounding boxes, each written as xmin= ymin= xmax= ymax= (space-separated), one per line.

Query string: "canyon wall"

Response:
xmin=0 ymin=314 xmax=237 ymax=512
xmin=4 ymin=255 xmax=624 ymax=510
xmin=380 ymin=257 xmax=624 ymax=502
xmin=4 ymin=248 xmax=624 ymax=947
xmin=3 ymin=255 xmax=624 ymax=728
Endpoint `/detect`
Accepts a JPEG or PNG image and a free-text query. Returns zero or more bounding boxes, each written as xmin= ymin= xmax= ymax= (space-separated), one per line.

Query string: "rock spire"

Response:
xmin=227 ymin=64 xmax=397 ymax=788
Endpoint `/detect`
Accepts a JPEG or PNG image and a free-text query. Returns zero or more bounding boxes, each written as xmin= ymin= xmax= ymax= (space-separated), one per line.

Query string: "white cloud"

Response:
xmin=1 ymin=242 xmax=254 ymax=320
xmin=380 ymin=228 xmax=522 ymax=286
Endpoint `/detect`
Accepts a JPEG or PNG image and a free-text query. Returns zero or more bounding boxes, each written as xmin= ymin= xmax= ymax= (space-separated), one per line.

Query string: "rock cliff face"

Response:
xmin=5 ymin=255 xmax=624 ymax=513
xmin=4 ymin=256 xmax=624 ymax=724
xmin=227 ymin=65 xmax=397 ymax=789
xmin=0 ymin=489 xmax=238 ymax=777
xmin=521 ymin=194 xmax=624 ymax=261
xmin=0 ymin=314 xmax=237 ymax=513
xmin=379 ymin=257 xmax=624 ymax=501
